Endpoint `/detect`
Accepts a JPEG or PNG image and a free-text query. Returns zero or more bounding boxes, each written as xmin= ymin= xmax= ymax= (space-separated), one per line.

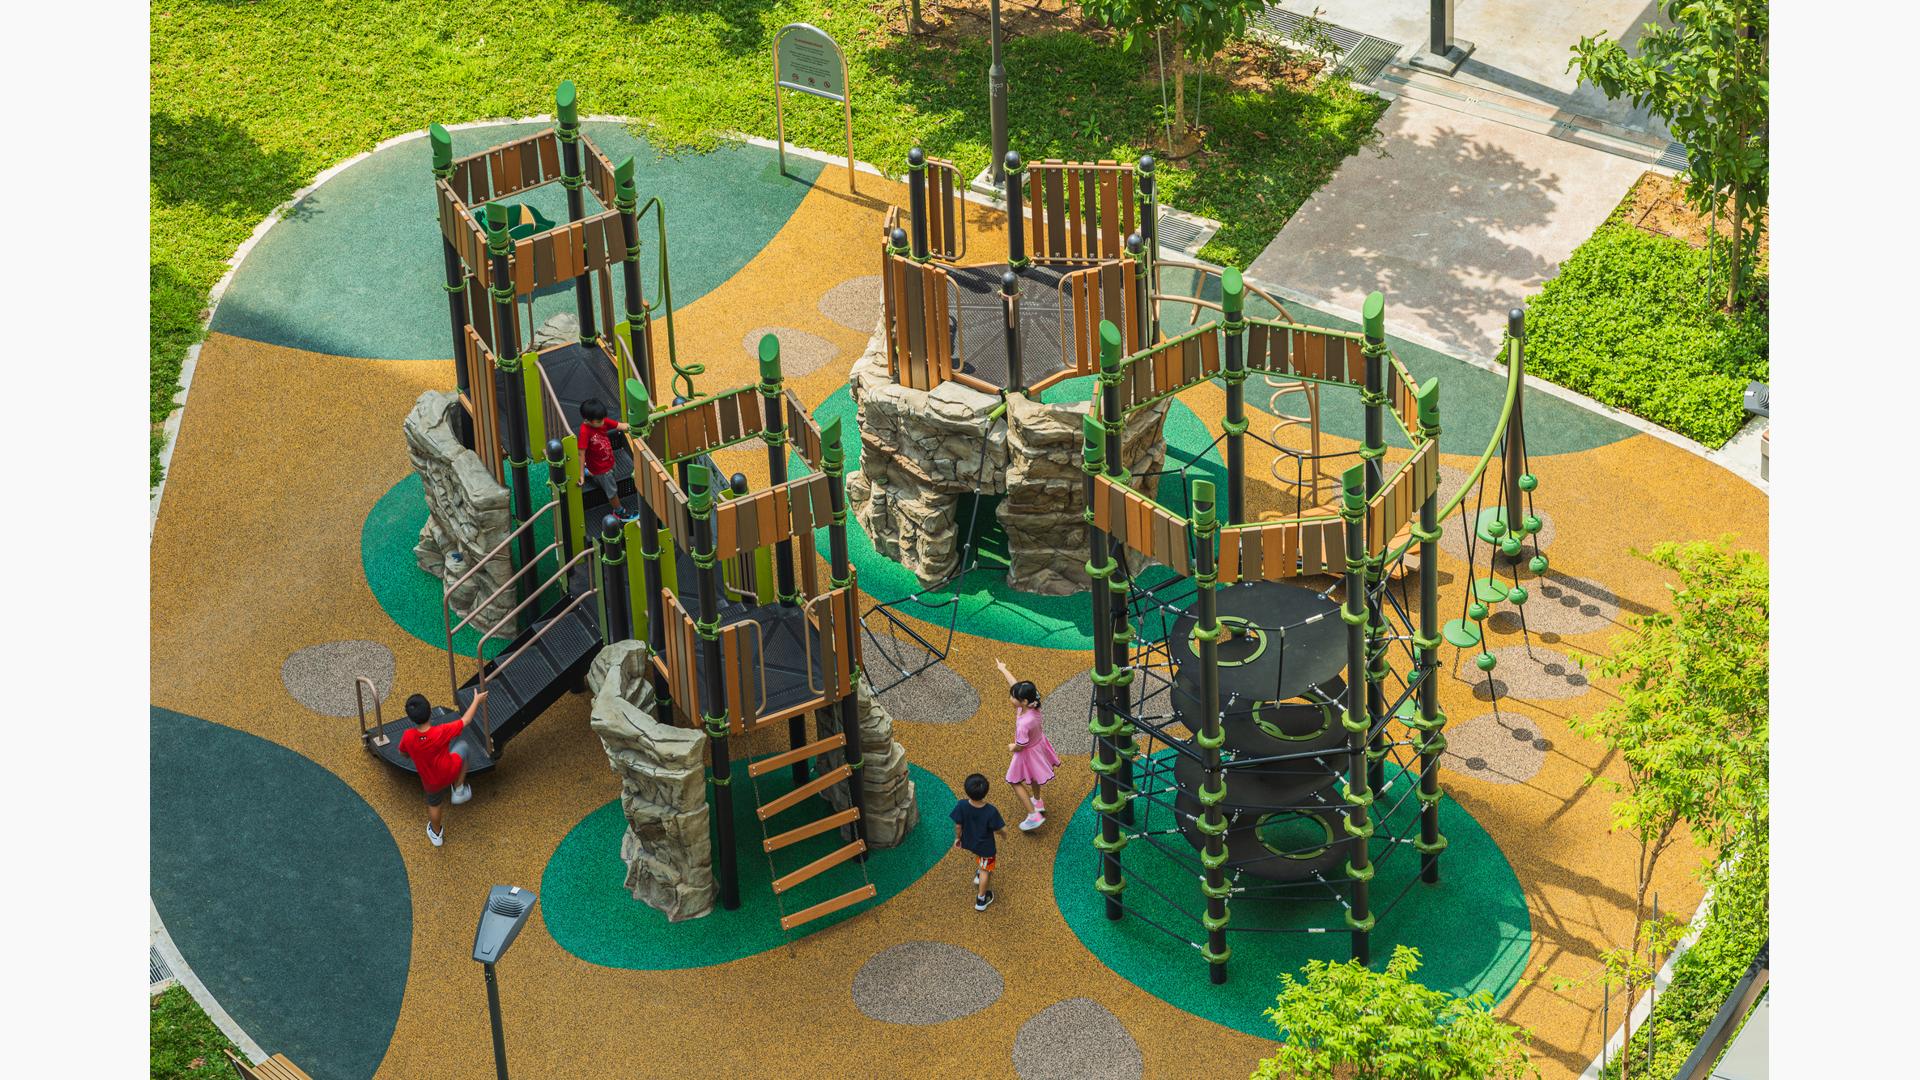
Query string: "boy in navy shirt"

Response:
xmin=951 ymin=773 xmax=1006 ymax=911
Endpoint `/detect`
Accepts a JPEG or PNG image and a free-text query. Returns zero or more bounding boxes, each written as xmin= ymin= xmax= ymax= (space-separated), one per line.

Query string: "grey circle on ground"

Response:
xmin=282 ymin=640 xmax=395 ymax=718
xmin=852 ymin=941 xmax=1004 ymax=1024
xmin=1458 ymin=646 xmax=1591 ymax=702
xmin=1042 ymin=672 xmax=1098 ymax=756
xmin=1014 ymin=998 xmax=1144 ymax=1080
xmin=1436 ymin=464 xmax=1555 ymax=567
xmin=873 ymin=659 xmax=981 ymax=725
xmin=1486 ymin=573 xmax=1620 ymax=637
xmin=819 ymin=274 xmax=884 ymax=333
xmin=744 ymin=326 xmax=839 ymax=378
xmin=1441 ymin=713 xmax=1548 ymax=784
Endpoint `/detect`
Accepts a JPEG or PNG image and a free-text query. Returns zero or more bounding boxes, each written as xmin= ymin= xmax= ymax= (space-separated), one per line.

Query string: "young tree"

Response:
xmin=1570 ymin=0 xmax=1769 ymax=309
xmin=1255 ymin=945 xmax=1539 ymax=1080
xmin=1080 ymin=0 xmax=1267 ymax=147
xmin=1570 ymin=538 xmax=1768 ymax=1076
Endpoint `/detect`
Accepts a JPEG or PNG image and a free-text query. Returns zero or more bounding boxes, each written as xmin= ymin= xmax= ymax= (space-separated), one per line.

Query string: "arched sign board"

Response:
xmin=773 ymin=23 xmax=856 ymax=194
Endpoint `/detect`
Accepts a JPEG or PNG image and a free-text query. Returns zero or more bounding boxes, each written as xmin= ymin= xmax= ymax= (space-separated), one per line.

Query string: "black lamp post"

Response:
xmin=988 ymin=0 xmax=1009 ymax=185
xmin=1410 ymin=0 xmax=1475 ymax=76
xmin=473 ymin=884 xmax=538 ymax=1080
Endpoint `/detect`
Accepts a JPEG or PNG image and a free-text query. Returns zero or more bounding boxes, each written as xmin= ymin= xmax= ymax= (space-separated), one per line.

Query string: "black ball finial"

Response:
xmin=1001 ymin=270 xmax=1019 ymax=294
xmin=1137 ymin=155 xmax=1156 ymax=175
xmin=601 ymin=514 xmax=623 ymax=538
xmin=1004 ymin=150 xmax=1022 ymax=172
xmin=730 ymin=472 xmax=749 ymax=495
xmin=907 ymin=146 xmax=926 ymax=167
xmin=545 ymin=438 xmax=566 ymax=463
xmin=1508 ymin=308 xmax=1526 ymax=339
xmin=890 ymin=226 xmax=909 ymax=249
xmin=1125 ymin=231 xmax=1143 ymax=254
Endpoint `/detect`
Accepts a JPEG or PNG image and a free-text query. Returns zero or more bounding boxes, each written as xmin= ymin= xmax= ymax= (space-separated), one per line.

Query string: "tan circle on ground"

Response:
xmin=281 ymin=640 xmax=395 ymax=718
xmin=1457 ymin=646 xmax=1591 ymax=702
xmin=818 ymin=274 xmax=884 ymax=333
xmin=851 ymin=941 xmax=1004 ymax=1024
xmin=1014 ymin=998 xmax=1144 ymax=1080
xmin=744 ymin=326 xmax=839 ymax=377
xmin=1441 ymin=712 xmax=1550 ymax=784
xmin=1487 ymin=573 xmax=1620 ymax=637
xmin=873 ymin=659 xmax=981 ymax=725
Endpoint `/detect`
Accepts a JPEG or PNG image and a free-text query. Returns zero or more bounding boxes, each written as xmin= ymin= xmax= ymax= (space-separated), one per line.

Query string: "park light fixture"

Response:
xmin=473 ymin=884 xmax=538 ymax=1080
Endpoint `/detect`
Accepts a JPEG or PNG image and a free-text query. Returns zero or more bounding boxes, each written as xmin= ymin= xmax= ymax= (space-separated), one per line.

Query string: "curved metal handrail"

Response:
xmin=355 ymin=676 xmax=384 ymax=748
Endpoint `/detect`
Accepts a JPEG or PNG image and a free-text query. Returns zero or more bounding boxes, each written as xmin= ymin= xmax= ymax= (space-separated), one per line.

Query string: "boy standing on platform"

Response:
xmin=578 ymin=398 xmax=633 ymax=520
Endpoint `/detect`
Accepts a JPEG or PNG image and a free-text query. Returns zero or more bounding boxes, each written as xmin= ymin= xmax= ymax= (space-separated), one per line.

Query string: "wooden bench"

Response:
xmin=223 ymin=1048 xmax=314 ymax=1080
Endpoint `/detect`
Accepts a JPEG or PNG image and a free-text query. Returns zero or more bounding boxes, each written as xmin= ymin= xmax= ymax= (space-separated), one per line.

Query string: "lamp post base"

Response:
xmin=1406 ymin=40 xmax=1475 ymax=77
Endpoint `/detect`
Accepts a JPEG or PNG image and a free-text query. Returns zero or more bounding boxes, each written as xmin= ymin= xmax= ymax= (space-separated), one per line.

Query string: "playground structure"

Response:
xmin=1073 ymin=286 xmax=1542 ymax=984
xmin=359 ymin=82 xmax=917 ymax=932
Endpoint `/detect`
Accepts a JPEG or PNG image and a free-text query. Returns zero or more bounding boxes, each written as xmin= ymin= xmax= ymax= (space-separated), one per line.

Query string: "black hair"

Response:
xmin=581 ymin=398 xmax=608 ymax=422
xmin=406 ymin=694 xmax=431 ymax=725
xmin=1009 ymin=680 xmax=1041 ymax=708
xmin=963 ymin=773 xmax=990 ymax=801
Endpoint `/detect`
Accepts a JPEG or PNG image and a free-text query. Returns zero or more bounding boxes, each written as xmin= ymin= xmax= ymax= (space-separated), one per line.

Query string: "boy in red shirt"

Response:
xmin=578 ymin=398 xmax=634 ymax=520
xmin=399 ymin=690 xmax=486 ymax=847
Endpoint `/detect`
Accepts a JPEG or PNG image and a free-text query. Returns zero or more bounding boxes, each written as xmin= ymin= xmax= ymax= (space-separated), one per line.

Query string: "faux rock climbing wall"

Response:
xmin=819 ymin=674 xmax=921 ymax=850
xmin=846 ymin=327 xmax=1170 ymax=596
xmin=587 ymin=641 xmax=718 ymax=922
xmin=405 ymin=390 xmax=516 ymax=630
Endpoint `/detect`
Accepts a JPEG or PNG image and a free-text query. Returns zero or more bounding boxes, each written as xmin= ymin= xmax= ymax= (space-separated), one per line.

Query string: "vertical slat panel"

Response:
xmin=1099 ymin=171 xmax=1120 ymax=259
xmin=1044 ymin=167 xmax=1067 ymax=259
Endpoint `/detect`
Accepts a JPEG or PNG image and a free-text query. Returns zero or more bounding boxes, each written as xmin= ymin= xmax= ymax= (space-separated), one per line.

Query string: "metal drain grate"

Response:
xmin=1156 ymin=213 xmax=1204 ymax=251
xmin=1250 ymin=5 xmax=1403 ymax=84
xmin=1656 ymin=141 xmax=1689 ymax=171
xmin=150 ymin=947 xmax=175 ymax=989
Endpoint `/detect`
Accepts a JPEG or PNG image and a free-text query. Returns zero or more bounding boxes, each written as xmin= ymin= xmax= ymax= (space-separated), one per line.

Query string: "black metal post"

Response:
xmin=482 ymin=962 xmax=510 ymax=1080
xmin=1221 ymin=268 xmax=1247 ymax=526
xmin=988 ymin=0 xmax=1009 ymax=186
xmin=1412 ymin=0 xmax=1474 ymax=75
xmin=1125 ymin=232 xmax=1151 ymax=350
xmin=1082 ymin=415 xmax=1126 ymax=921
xmin=757 ymin=335 xmax=800 ymax=607
xmin=1096 ymin=321 xmax=1136 ymax=825
xmin=1001 ymin=271 xmax=1024 ymax=391
xmin=613 ymin=159 xmax=655 ymax=403
xmin=1361 ymin=293 xmax=1388 ymax=797
xmin=906 ymin=147 xmax=930 ymax=261
xmin=546 ymin=439 xmax=574 ymax=564
xmin=554 ymin=81 xmax=597 ymax=344
xmin=1413 ymin=381 xmax=1446 ymax=884
xmin=1192 ymin=479 xmax=1230 ymax=984
xmin=1339 ymin=464 xmax=1374 ymax=965
xmin=638 ymin=466 xmax=669 ymax=707
xmin=822 ymin=420 xmax=869 ymax=852
xmin=1004 ymin=152 xmax=1028 ymax=272
xmin=1137 ymin=156 xmax=1159 ymax=345
xmin=687 ymin=468 xmax=740 ymax=909
xmin=597 ymin=514 xmax=632 ymax=643
xmin=430 ymin=124 xmax=473 ymax=450
xmin=483 ymin=204 xmax=538 ymax=596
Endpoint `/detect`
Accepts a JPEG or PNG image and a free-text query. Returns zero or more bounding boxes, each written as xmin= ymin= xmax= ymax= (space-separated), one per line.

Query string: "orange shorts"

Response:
xmin=976 ymin=855 xmax=997 ymax=873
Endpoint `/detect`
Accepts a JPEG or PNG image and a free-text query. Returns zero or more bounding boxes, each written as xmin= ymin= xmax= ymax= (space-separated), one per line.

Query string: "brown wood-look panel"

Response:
xmin=1044 ymin=167 xmax=1067 ymax=259
xmin=537 ymin=132 xmax=560 ymax=181
xmin=1098 ymin=171 xmax=1120 ymax=259
xmin=901 ymin=265 xmax=928 ymax=389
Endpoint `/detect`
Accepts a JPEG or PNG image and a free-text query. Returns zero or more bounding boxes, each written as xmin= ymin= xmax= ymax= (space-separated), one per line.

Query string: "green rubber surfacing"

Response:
xmin=210 ymin=123 xmax=823 ymax=359
xmin=1053 ymin=757 xmax=1531 ymax=1039
xmin=542 ymin=761 xmax=954 ymax=969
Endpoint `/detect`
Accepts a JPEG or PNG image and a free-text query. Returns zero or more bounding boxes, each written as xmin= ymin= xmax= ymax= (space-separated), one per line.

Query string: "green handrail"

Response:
xmin=632 ymin=194 xmax=695 ymax=399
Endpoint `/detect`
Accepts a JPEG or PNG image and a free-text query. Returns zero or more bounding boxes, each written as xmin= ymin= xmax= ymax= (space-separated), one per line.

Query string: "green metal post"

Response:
xmin=1360 ymin=292 xmax=1389 ymax=796
xmin=822 ymin=421 xmax=869 ymax=852
xmin=553 ymin=81 xmax=597 ymax=344
xmin=1096 ymin=321 xmax=1136 ymax=825
xmin=614 ymin=159 xmax=656 ymax=402
xmin=1192 ymin=479 xmax=1231 ymax=984
xmin=757 ymin=335 xmax=801 ymax=608
xmin=1338 ymin=463 xmax=1375 ymax=964
xmin=687 ymin=466 xmax=739 ymax=910
xmin=483 ymin=203 xmax=537 ymax=601
xmin=1413 ymin=380 xmax=1448 ymax=884
xmin=1221 ymin=268 xmax=1248 ymax=525
xmin=1082 ymin=415 xmax=1125 ymax=920
xmin=429 ymin=124 xmax=473 ymax=450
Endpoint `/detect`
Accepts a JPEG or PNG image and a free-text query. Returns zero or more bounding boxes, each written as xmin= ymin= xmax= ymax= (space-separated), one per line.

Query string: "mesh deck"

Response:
xmin=947 ymin=263 xmax=1076 ymax=389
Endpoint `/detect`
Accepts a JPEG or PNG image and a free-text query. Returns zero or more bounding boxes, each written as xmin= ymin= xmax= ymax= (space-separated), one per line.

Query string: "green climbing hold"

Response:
xmin=1500 ymin=536 xmax=1523 ymax=557
xmin=1486 ymin=517 xmax=1507 ymax=538
xmin=1443 ymin=619 xmax=1482 ymax=647
xmin=1472 ymin=577 xmax=1510 ymax=603
xmin=1507 ymin=585 xmax=1529 ymax=606
xmin=1467 ymin=601 xmax=1488 ymax=622
xmin=1522 ymin=515 xmax=1542 ymax=535
xmin=1475 ymin=652 xmax=1497 ymax=672
xmin=1529 ymin=554 xmax=1549 ymax=575
xmin=1518 ymin=474 xmax=1537 ymax=492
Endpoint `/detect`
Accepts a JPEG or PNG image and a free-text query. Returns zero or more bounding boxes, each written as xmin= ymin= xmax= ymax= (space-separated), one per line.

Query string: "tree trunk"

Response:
xmin=1726 ymin=183 xmax=1747 ymax=311
xmin=1171 ymin=27 xmax=1188 ymax=145
xmin=910 ymin=0 xmax=924 ymax=34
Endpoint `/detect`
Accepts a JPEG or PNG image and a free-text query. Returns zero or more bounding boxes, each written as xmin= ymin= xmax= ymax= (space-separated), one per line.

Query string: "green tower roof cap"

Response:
xmin=757 ymin=333 xmax=783 ymax=382
xmin=1220 ymin=267 xmax=1244 ymax=317
xmin=1362 ymin=291 xmax=1385 ymax=341
xmin=429 ymin=124 xmax=453 ymax=170
xmin=555 ymin=80 xmax=578 ymax=126
xmin=1098 ymin=319 xmax=1123 ymax=373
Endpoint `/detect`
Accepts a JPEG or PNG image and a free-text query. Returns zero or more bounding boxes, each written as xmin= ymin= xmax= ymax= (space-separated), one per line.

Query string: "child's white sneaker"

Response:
xmin=451 ymin=783 xmax=473 ymax=805
xmin=1018 ymin=811 xmax=1045 ymax=832
xmin=427 ymin=823 xmax=445 ymax=847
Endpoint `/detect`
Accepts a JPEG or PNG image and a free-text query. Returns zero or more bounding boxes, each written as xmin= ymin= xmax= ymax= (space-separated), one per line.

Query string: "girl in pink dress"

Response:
xmin=997 ymin=658 xmax=1062 ymax=831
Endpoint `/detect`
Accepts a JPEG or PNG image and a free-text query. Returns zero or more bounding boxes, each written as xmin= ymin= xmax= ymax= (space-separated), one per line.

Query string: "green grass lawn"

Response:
xmin=150 ymin=984 xmax=241 ymax=1079
xmin=1523 ymin=206 xmax=1769 ymax=448
xmin=150 ymin=1 xmax=1384 ymax=484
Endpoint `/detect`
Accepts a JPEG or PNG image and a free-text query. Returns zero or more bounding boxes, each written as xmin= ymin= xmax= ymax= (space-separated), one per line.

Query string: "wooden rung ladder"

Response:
xmin=763 ymin=807 xmax=861 ymax=852
xmin=779 ymin=883 xmax=878 ymax=931
xmin=772 ymin=839 xmax=867 ymax=893
xmin=747 ymin=733 xmax=845 ymax=778
xmin=756 ymin=764 xmax=852 ymax=820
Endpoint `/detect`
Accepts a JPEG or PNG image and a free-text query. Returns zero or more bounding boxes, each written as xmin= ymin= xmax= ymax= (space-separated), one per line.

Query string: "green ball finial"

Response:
xmin=1523 ymin=515 xmax=1542 ymax=535
xmin=1518 ymin=473 xmax=1537 ymax=492
xmin=1529 ymin=554 xmax=1549 ymax=575
xmin=1508 ymin=585 xmax=1529 ymax=606
xmin=1475 ymin=652 xmax=1497 ymax=672
xmin=1468 ymin=601 xmax=1488 ymax=621
xmin=1500 ymin=536 xmax=1522 ymax=557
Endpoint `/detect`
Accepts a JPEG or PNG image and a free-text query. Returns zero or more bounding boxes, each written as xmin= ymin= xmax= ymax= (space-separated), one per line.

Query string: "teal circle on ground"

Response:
xmin=361 ymin=465 xmax=564 ymax=658
xmin=1052 ymin=754 xmax=1531 ymax=1039
xmin=810 ymin=383 xmax=1223 ymax=652
xmin=542 ymin=760 xmax=954 ymax=969
xmin=209 ymin=123 xmax=822 ymax=359
xmin=152 ymin=707 xmax=411 ymax=1080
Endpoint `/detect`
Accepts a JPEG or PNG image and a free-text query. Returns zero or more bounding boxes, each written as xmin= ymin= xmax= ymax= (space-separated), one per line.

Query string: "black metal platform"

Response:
xmin=1170 ymin=756 xmax=1351 ymax=882
xmin=1168 ymin=581 xmax=1347 ymax=707
xmin=948 ymin=263 xmax=1075 ymax=389
xmin=365 ymin=591 xmax=602 ymax=777
xmin=538 ymin=342 xmax=636 ymax=509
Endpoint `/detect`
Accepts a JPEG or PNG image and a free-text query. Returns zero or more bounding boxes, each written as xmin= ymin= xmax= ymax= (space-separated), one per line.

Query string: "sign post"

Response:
xmin=773 ymin=23 xmax=855 ymax=194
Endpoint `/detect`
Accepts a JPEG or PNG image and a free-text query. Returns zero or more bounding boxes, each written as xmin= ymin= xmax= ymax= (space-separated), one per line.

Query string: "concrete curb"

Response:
xmin=152 ymin=899 xmax=265 ymax=1062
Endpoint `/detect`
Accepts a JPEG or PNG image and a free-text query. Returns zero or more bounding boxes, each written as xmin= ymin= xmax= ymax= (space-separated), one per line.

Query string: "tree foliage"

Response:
xmin=1080 ymin=0 xmax=1268 ymax=142
xmin=1254 ymin=946 xmax=1539 ymax=1080
xmin=1570 ymin=0 xmax=1769 ymax=309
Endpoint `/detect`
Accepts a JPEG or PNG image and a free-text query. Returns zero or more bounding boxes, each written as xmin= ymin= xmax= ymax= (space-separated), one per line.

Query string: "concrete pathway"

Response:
xmin=1248 ymin=92 xmax=1646 ymax=360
